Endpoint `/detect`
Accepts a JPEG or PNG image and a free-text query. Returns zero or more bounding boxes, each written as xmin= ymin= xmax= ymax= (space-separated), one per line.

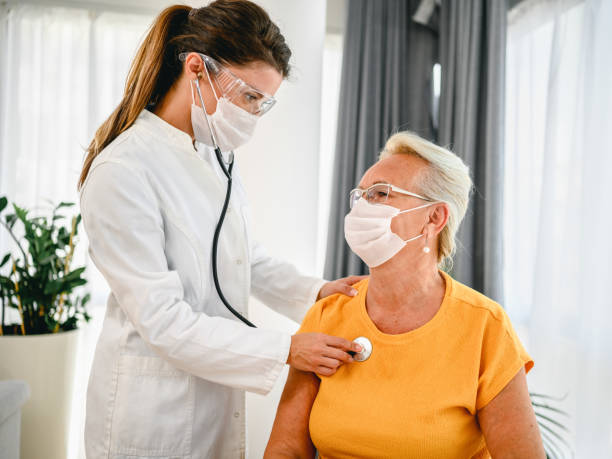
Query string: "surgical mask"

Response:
xmin=344 ymin=198 xmax=436 ymax=268
xmin=190 ymin=77 xmax=258 ymax=152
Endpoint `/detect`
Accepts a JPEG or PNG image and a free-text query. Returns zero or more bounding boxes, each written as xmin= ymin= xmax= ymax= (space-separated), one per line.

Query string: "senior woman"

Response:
xmin=264 ymin=132 xmax=545 ymax=458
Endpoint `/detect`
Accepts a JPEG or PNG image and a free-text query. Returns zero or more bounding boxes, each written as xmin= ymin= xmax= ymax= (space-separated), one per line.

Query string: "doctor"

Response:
xmin=78 ymin=2 xmax=362 ymax=458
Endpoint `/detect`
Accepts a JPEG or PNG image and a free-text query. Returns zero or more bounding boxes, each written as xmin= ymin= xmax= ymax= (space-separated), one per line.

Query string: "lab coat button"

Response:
xmin=236 ymin=259 xmax=243 ymax=265
xmin=234 ymin=411 xmax=240 ymax=418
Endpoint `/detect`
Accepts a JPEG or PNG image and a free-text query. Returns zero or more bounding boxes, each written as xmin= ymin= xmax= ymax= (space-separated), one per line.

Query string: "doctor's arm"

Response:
xmin=250 ymin=240 xmax=365 ymax=323
xmin=81 ymin=161 xmax=293 ymax=395
xmin=82 ymin=161 xmax=357 ymax=386
xmin=264 ymin=368 xmax=320 ymax=459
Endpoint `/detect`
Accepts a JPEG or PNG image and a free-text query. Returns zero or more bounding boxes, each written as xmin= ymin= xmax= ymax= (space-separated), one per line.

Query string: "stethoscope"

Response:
xmin=349 ymin=336 xmax=373 ymax=362
xmin=193 ymin=77 xmax=374 ymax=361
xmin=193 ymin=77 xmax=256 ymax=328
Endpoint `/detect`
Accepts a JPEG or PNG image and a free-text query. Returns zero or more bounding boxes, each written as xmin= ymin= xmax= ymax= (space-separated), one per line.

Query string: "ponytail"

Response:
xmin=78 ymin=5 xmax=190 ymax=189
xmin=78 ymin=1 xmax=292 ymax=189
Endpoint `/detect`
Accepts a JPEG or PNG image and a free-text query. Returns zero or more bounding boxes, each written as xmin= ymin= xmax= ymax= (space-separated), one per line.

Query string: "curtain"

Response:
xmin=324 ymin=0 xmax=438 ymax=279
xmin=0 ymin=4 xmax=152 ymax=308
xmin=0 ymin=6 xmax=91 ymax=229
xmin=505 ymin=0 xmax=612 ymax=455
xmin=324 ymin=0 xmax=508 ymax=299
xmin=437 ymin=0 xmax=507 ymax=302
xmin=0 ymin=6 xmax=153 ymax=459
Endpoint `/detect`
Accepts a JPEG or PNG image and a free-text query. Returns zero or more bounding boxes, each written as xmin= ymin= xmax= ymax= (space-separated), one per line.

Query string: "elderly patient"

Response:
xmin=264 ymin=132 xmax=545 ymax=458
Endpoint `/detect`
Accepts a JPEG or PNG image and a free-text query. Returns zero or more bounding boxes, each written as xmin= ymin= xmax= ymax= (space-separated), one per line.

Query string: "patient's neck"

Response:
xmin=367 ymin=249 xmax=444 ymax=314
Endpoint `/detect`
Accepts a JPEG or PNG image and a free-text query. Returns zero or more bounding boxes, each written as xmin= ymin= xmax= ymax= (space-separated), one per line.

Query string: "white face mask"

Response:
xmin=344 ymin=198 xmax=436 ymax=268
xmin=190 ymin=78 xmax=258 ymax=152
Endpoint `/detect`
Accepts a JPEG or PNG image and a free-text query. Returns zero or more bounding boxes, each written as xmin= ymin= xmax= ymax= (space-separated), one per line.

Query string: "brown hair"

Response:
xmin=78 ymin=0 xmax=291 ymax=189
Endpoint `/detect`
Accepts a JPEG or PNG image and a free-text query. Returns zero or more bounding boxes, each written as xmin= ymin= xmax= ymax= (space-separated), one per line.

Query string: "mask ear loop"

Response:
xmin=203 ymin=60 xmax=220 ymax=102
xmin=190 ymin=78 xmax=197 ymax=105
xmin=192 ymin=74 xmax=219 ymax=149
xmin=395 ymin=201 xmax=438 ymax=246
xmin=403 ymin=233 xmax=424 ymax=243
xmin=397 ymin=201 xmax=437 ymax=214
xmin=201 ymin=61 xmax=235 ymax=165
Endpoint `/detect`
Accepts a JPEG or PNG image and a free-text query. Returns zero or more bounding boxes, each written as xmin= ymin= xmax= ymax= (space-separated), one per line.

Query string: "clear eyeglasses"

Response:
xmin=178 ymin=52 xmax=277 ymax=116
xmin=349 ymin=183 xmax=432 ymax=209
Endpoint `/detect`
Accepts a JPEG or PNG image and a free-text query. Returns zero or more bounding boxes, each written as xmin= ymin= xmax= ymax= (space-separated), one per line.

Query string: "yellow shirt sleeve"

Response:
xmin=476 ymin=306 xmax=534 ymax=411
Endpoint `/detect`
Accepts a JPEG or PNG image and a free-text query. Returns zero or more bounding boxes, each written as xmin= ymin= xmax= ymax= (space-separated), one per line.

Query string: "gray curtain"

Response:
xmin=324 ymin=0 xmax=507 ymax=303
xmin=324 ymin=0 xmax=438 ymax=279
xmin=438 ymin=0 xmax=507 ymax=302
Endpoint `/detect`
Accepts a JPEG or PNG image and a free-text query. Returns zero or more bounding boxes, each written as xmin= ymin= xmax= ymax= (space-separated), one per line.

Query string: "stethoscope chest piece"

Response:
xmin=352 ymin=336 xmax=373 ymax=362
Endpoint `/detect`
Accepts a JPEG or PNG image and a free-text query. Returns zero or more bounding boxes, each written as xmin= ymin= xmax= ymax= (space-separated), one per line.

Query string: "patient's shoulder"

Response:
xmin=319 ymin=277 xmax=368 ymax=310
xmin=298 ymin=278 xmax=369 ymax=333
xmin=447 ymin=275 xmax=507 ymax=323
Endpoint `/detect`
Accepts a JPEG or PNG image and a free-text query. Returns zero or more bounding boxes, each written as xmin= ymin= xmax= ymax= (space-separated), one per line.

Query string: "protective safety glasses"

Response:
xmin=179 ymin=52 xmax=276 ymax=116
xmin=349 ymin=183 xmax=432 ymax=209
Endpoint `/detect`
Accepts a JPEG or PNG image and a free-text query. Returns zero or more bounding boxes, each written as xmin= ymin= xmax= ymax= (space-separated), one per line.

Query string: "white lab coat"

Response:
xmin=80 ymin=109 xmax=325 ymax=459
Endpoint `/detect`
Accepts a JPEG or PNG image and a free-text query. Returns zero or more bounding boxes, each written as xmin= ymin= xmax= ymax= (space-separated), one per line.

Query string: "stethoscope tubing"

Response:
xmin=193 ymin=72 xmax=256 ymax=328
xmin=211 ymin=147 xmax=256 ymax=328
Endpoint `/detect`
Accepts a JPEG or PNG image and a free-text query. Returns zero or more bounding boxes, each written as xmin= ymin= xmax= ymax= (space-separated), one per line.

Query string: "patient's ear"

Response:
xmin=428 ymin=202 xmax=449 ymax=237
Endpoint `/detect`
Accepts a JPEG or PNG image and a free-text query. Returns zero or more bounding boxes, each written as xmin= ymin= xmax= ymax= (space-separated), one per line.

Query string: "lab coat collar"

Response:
xmin=134 ymin=109 xmax=239 ymax=186
xmin=135 ymin=109 xmax=197 ymax=156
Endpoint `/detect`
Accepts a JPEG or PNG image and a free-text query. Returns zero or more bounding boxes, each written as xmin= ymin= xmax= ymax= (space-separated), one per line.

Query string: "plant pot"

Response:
xmin=0 ymin=329 xmax=80 ymax=459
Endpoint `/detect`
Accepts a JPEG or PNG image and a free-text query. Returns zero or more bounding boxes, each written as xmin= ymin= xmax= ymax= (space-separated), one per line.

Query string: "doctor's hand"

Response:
xmin=317 ymin=275 xmax=368 ymax=301
xmin=287 ymin=333 xmax=363 ymax=376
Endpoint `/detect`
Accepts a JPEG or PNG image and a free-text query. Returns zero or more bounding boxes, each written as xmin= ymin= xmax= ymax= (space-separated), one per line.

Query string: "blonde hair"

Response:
xmin=380 ymin=131 xmax=472 ymax=269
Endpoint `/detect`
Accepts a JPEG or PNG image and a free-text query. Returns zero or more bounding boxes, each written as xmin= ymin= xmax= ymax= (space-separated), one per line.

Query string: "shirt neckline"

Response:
xmin=357 ymin=270 xmax=453 ymax=343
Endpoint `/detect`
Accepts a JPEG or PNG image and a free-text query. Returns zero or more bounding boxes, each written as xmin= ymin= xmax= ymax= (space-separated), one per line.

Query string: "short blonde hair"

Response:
xmin=380 ymin=131 xmax=472 ymax=269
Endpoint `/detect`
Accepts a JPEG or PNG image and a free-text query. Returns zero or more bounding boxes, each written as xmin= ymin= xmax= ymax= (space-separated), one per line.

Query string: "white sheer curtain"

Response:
xmin=0 ymin=5 xmax=152 ymax=458
xmin=0 ymin=4 xmax=152 ymax=304
xmin=505 ymin=0 xmax=612 ymax=456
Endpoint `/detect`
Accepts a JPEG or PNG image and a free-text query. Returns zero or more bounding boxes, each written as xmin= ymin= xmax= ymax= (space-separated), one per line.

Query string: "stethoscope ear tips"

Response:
xmin=350 ymin=336 xmax=372 ymax=362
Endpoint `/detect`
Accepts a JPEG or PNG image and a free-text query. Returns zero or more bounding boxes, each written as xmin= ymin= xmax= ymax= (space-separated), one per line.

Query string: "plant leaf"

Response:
xmin=54 ymin=202 xmax=75 ymax=211
xmin=0 ymin=196 xmax=7 ymax=213
xmin=64 ymin=267 xmax=86 ymax=282
xmin=537 ymin=418 xmax=574 ymax=456
xmin=5 ymin=213 xmax=17 ymax=229
xmin=0 ymin=253 xmax=10 ymax=267
xmin=535 ymin=411 xmax=571 ymax=433
xmin=532 ymin=401 xmax=570 ymax=417
xmin=12 ymin=204 xmax=28 ymax=222
xmin=66 ymin=278 xmax=88 ymax=289
xmin=43 ymin=279 xmax=63 ymax=295
xmin=39 ymin=254 xmax=58 ymax=265
xmin=530 ymin=392 xmax=568 ymax=402
xmin=540 ymin=429 xmax=564 ymax=459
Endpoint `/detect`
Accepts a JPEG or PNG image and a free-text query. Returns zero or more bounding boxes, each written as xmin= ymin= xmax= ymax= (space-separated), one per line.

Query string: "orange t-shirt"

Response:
xmin=298 ymin=271 xmax=533 ymax=459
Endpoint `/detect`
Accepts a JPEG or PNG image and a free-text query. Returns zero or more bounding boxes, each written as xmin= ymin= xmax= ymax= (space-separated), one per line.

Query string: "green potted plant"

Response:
xmin=0 ymin=195 xmax=90 ymax=459
xmin=530 ymin=392 xmax=573 ymax=458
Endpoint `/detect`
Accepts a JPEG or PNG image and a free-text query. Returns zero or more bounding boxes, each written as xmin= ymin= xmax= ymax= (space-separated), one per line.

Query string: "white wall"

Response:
xmin=240 ymin=0 xmax=325 ymax=276
xmin=316 ymin=33 xmax=344 ymax=274
xmin=236 ymin=1 xmax=326 ymax=456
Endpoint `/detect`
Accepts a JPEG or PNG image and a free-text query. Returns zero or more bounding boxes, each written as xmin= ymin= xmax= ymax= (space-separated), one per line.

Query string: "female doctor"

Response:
xmin=78 ymin=2 xmax=362 ymax=457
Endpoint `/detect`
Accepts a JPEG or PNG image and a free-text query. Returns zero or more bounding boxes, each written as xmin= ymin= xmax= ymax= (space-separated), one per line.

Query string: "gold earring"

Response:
xmin=196 ymin=71 xmax=203 ymax=79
